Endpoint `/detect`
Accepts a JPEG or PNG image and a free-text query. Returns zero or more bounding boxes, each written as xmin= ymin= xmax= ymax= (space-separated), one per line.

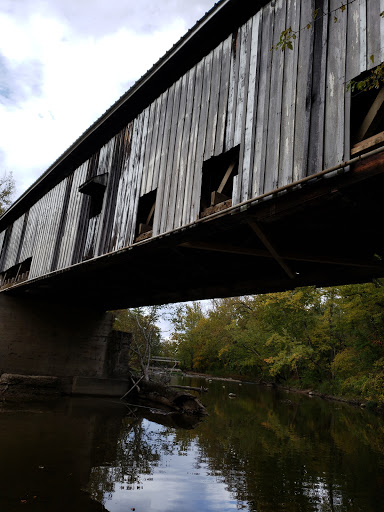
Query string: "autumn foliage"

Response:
xmin=168 ymin=281 xmax=384 ymax=405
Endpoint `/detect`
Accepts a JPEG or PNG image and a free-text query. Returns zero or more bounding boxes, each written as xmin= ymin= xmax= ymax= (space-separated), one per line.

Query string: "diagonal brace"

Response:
xmin=247 ymin=220 xmax=295 ymax=279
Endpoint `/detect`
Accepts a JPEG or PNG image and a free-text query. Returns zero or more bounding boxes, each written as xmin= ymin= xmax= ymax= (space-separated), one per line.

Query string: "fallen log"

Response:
xmin=122 ymin=378 xmax=208 ymax=416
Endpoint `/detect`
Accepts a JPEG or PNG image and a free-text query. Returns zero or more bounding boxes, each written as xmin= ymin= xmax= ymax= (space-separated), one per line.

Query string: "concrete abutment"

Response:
xmin=0 ymin=294 xmax=131 ymax=396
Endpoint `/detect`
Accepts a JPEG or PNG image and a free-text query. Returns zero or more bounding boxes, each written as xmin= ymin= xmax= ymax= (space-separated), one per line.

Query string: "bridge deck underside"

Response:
xmin=4 ymin=154 xmax=384 ymax=310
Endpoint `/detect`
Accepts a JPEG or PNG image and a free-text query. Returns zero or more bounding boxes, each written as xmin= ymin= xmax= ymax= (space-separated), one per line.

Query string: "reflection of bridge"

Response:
xmin=1 ymin=0 xmax=384 ymax=387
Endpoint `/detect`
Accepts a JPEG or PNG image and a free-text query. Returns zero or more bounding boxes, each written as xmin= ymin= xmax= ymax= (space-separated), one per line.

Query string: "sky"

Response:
xmin=0 ymin=0 xmax=218 ymax=200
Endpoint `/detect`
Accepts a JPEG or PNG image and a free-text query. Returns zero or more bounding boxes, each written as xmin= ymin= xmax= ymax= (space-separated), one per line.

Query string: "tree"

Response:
xmin=0 ymin=171 xmax=15 ymax=216
xmin=114 ymin=306 xmax=162 ymax=381
xmin=170 ymin=302 xmax=205 ymax=370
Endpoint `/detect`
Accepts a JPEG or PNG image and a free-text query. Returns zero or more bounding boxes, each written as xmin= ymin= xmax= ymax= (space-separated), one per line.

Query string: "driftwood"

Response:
xmin=122 ymin=378 xmax=208 ymax=416
xmin=123 ymin=402 xmax=203 ymax=429
xmin=169 ymin=384 xmax=208 ymax=393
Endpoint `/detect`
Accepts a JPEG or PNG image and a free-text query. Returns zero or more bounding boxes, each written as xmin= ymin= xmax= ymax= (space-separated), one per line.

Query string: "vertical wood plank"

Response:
xmin=359 ymin=0 xmax=367 ymax=73
xmin=182 ymin=59 xmax=204 ymax=226
xmin=159 ymin=77 xmax=182 ymax=234
xmin=324 ymin=0 xmax=347 ymax=168
xmin=110 ymin=123 xmax=134 ymax=251
xmin=204 ymin=43 xmax=223 ymax=161
xmin=242 ymin=12 xmax=264 ymax=203
xmin=278 ymin=0 xmax=300 ymax=186
xmin=225 ymin=29 xmax=240 ymax=152
xmin=141 ymin=102 xmax=156 ymax=195
xmin=120 ymin=116 xmax=143 ymax=248
xmin=293 ymin=0 xmax=314 ymax=180
xmin=190 ymin=52 xmax=214 ymax=222
xmin=152 ymin=90 xmax=169 ymax=191
xmin=92 ymin=139 xmax=115 ymax=257
xmin=116 ymin=120 xmax=139 ymax=250
xmin=0 ymin=230 xmax=6 ymax=272
xmin=20 ymin=201 xmax=39 ymax=265
xmin=252 ymin=2 xmax=275 ymax=197
xmin=3 ymin=215 xmax=24 ymax=269
xmin=57 ymin=162 xmax=88 ymax=269
xmin=145 ymin=96 xmax=162 ymax=194
xmin=242 ymin=11 xmax=263 ymax=202
xmin=166 ymin=73 xmax=189 ymax=231
xmin=96 ymin=133 xmax=122 ymax=256
xmin=51 ymin=175 xmax=73 ymax=271
xmin=236 ymin=17 xmax=256 ymax=203
xmin=152 ymin=83 xmax=176 ymax=235
xmin=71 ymin=157 xmax=93 ymax=265
xmin=264 ymin=0 xmax=286 ymax=193
xmin=29 ymin=195 xmax=45 ymax=277
xmin=214 ymin=35 xmax=232 ymax=156
xmin=127 ymin=110 xmax=148 ymax=245
xmin=346 ymin=0 xmax=365 ymax=81
xmin=307 ymin=0 xmax=328 ymax=175
xmin=234 ymin=20 xmax=251 ymax=149
xmin=174 ymin=67 xmax=196 ymax=229
xmin=367 ymin=0 xmax=382 ymax=70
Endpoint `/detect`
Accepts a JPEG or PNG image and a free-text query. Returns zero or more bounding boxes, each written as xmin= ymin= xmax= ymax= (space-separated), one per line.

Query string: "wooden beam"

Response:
xmin=247 ymin=220 xmax=295 ymax=279
xmin=217 ymin=161 xmax=236 ymax=194
xmin=356 ymin=87 xmax=384 ymax=143
xmin=179 ymin=241 xmax=382 ymax=269
xmin=146 ymin=201 xmax=156 ymax=225
xmin=211 ymin=190 xmax=229 ymax=206
xmin=180 ymin=241 xmax=268 ymax=257
xmin=351 ymin=130 xmax=384 ymax=156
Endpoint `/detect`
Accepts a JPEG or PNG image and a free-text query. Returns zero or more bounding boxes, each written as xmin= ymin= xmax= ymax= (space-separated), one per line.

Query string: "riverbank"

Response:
xmin=182 ymin=371 xmax=384 ymax=413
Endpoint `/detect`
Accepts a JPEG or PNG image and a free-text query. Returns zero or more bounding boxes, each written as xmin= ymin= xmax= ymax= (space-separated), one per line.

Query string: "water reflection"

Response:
xmin=0 ymin=381 xmax=384 ymax=511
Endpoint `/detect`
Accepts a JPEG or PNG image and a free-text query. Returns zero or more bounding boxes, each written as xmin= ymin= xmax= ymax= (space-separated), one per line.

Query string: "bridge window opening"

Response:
xmin=135 ymin=189 xmax=157 ymax=242
xmin=200 ymin=146 xmax=239 ymax=218
xmin=350 ymin=68 xmax=384 ymax=157
xmin=0 ymin=257 xmax=31 ymax=290
xmin=79 ymin=173 xmax=108 ymax=218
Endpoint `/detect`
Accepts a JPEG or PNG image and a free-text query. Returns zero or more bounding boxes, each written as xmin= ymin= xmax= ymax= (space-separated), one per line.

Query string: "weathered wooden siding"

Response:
xmin=0 ymin=0 xmax=381 ymax=282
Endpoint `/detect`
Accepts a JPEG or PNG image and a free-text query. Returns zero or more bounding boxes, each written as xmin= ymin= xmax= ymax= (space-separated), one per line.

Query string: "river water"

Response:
xmin=1 ymin=377 xmax=384 ymax=511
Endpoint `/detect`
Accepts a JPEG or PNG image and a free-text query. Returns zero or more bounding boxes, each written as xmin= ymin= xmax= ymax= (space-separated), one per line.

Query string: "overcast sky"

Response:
xmin=0 ymin=0 xmax=217 ymax=199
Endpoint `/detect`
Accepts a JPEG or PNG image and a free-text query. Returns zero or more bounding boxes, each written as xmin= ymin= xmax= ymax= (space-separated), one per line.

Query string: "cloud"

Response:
xmin=0 ymin=0 xmax=216 ymax=198
xmin=0 ymin=53 xmax=43 ymax=106
xmin=1 ymin=0 xmax=216 ymax=38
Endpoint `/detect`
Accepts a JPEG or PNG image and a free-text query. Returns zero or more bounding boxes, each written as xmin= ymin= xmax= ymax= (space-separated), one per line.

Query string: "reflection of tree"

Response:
xmin=176 ymin=379 xmax=384 ymax=511
xmin=88 ymin=413 xmax=193 ymax=507
xmin=87 ymin=381 xmax=384 ymax=511
xmin=88 ymin=417 xmax=161 ymax=504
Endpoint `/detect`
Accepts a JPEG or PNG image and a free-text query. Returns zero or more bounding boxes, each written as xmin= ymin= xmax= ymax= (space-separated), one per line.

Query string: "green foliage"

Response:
xmin=170 ymin=281 xmax=384 ymax=404
xmin=363 ymin=358 xmax=384 ymax=404
xmin=271 ymin=27 xmax=296 ymax=52
xmin=0 ymin=171 xmax=15 ymax=216
xmin=347 ymin=62 xmax=384 ymax=92
xmin=113 ymin=306 xmax=162 ymax=380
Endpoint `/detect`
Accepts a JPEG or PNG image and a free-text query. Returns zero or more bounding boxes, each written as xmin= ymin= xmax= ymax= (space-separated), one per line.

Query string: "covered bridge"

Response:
xmin=0 ymin=0 xmax=384 ymax=386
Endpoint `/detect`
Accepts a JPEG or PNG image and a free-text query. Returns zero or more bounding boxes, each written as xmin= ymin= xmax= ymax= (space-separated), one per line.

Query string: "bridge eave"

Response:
xmin=4 ymin=154 xmax=384 ymax=309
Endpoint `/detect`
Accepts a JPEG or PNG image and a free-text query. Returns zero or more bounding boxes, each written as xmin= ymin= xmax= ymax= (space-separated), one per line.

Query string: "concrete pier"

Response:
xmin=0 ymin=295 xmax=131 ymax=395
